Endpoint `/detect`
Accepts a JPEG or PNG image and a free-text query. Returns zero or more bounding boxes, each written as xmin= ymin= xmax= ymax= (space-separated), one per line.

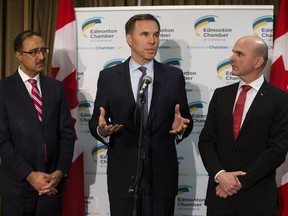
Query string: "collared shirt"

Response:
xmin=129 ymin=58 xmax=154 ymax=112
xmin=233 ymin=75 xmax=264 ymax=127
xmin=18 ymin=66 xmax=42 ymax=97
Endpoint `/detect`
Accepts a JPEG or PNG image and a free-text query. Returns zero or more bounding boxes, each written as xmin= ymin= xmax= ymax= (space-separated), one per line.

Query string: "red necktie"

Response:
xmin=28 ymin=79 xmax=42 ymax=123
xmin=233 ymin=85 xmax=252 ymax=140
xmin=28 ymin=79 xmax=47 ymax=161
xmin=137 ymin=67 xmax=148 ymax=127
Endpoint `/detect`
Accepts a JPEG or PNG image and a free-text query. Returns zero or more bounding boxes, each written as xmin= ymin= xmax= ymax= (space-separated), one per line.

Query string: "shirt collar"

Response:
xmin=18 ymin=66 xmax=40 ymax=83
xmin=129 ymin=58 xmax=154 ymax=73
xmin=239 ymin=75 xmax=264 ymax=91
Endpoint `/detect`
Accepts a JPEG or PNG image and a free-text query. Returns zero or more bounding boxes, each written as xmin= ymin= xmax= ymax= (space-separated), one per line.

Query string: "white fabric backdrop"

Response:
xmin=75 ymin=6 xmax=273 ymax=215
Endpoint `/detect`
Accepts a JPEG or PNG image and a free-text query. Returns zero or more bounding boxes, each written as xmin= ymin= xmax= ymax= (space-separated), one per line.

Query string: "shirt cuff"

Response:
xmin=214 ymin=170 xmax=226 ymax=183
xmin=97 ymin=126 xmax=110 ymax=144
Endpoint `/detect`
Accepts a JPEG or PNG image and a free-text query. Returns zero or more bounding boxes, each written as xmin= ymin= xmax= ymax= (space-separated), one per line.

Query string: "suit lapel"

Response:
xmin=39 ymin=74 xmax=49 ymax=126
xmin=116 ymin=59 xmax=139 ymax=124
xmin=13 ymin=71 xmax=42 ymax=127
xmin=117 ymin=59 xmax=135 ymax=104
xmin=146 ymin=61 xmax=165 ymax=128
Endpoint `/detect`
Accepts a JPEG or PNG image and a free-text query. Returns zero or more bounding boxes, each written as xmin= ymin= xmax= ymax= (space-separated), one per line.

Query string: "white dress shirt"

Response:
xmin=18 ymin=66 xmax=42 ymax=97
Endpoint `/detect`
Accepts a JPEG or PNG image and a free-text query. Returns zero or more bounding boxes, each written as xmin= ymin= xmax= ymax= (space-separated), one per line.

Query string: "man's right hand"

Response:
xmin=216 ymin=171 xmax=246 ymax=197
xmin=98 ymin=107 xmax=123 ymax=137
xmin=26 ymin=171 xmax=58 ymax=195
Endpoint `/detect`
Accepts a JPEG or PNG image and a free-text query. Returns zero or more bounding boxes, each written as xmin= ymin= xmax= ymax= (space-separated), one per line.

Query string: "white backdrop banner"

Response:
xmin=75 ymin=5 xmax=273 ymax=216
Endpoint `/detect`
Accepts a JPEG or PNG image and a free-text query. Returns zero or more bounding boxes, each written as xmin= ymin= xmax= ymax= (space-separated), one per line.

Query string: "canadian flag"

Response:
xmin=270 ymin=0 xmax=288 ymax=215
xmin=52 ymin=0 xmax=85 ymax=215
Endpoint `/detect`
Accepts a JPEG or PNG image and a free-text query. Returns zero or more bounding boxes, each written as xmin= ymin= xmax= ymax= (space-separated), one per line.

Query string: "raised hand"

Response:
xmin=169 ymin=104 xmax=190 ymax=134
xmin=98 ymin=107 xmax=123 ymax=137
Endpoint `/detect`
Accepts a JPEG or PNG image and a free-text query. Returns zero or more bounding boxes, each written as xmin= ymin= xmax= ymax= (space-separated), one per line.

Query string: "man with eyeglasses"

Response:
xmin=0 ymin=30 xmax=75 ymax=216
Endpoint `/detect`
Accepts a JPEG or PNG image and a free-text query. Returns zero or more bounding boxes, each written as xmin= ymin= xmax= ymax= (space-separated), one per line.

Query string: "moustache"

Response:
xmin=36 ymin=60 xmax=46 ymax=65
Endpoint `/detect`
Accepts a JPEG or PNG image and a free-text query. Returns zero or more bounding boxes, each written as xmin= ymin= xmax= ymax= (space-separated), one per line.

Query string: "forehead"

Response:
xmin=22 ymin=36 xmax=45 ymax=49
xmin=233 ymin=38 xmax=254 ymax=53
xmin=134 ymin=20 xmax=159 ymax=32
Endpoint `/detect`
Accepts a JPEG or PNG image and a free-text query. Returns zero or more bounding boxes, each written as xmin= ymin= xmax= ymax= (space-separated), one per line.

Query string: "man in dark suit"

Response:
xmin=0 ymin=30 xmax=75 ymax=216
xmin=89 ymin=14 xmax=193 ymax=216
xmin=199 ymin=35 xmax=288 ymax=216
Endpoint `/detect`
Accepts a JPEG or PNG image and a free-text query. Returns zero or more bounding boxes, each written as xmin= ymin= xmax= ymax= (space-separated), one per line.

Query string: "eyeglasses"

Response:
xmin=20 ymin=48 xmax=49 ymax=57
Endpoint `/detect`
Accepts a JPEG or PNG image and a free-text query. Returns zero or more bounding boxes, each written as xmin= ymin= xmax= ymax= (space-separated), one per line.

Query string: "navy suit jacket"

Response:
xmin=0 ymin=71 xmax=75 ymax=198
xmin=199 ymin=80 xmax=288 ymax=214
xmin=89 ymin=58 xmax=193 ymax=199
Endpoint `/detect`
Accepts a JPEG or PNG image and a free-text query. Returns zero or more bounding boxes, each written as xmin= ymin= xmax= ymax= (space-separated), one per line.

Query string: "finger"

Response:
xmin=100 ymin=107 xmax=105 ymax=116
xmin=112 ymin=125 xmax=123 ymax=133
xmin=169 ymin=129 xmax=177 ymax=134
xmin=104 ymin=125 xmax=113 ymax=133
xmin=99 ymin=107 xmax=107 ymax=127
xmin=39 ymin=189 xmax=50 ymax=195
xmin=52 ymin=187 xmax=58 ymax=193
xmin=174 ymin=104 xmax=180 ymax=115
xmin=183 ymin=118 xmax=190 ymax=124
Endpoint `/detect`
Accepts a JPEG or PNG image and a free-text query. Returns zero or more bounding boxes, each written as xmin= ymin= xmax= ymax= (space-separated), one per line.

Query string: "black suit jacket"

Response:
xmin=199 ymin=80 xmax=288 ymax=214
xmin=0 ymin=71 xmax=75 ymax=198
xmin=89 ymin=58 xmax=193 ymax=199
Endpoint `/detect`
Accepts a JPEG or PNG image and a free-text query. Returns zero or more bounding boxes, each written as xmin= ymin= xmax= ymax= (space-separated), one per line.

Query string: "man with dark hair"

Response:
xmin=199 ymin=35 xmax=288 ymax=216
xmin=89 ymin=14 xmax=193 ymax=216
xmin=0 ymin=30 xmax=75 ymax=216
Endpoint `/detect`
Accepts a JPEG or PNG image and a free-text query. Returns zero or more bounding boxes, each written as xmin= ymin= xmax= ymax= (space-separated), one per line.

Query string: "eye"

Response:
xmin=40 ymin=48 xmax=49 ymax=55
xmin=31 ymin=50 xmax=39 ymax=56
xmin=154 ymin=33 xmax=160 ymax=38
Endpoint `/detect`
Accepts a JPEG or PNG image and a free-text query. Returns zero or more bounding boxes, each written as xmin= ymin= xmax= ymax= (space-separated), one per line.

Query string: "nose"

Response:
xmin=148 ymin=35 xmax=156 ymax=44
xmin=229 ymin=53 xmax=235 ymax=62
xmin=37 ymin=51 xmax=45 ymax=59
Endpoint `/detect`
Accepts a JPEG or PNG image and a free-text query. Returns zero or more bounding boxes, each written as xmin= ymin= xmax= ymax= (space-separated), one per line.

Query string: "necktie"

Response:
xmin=137 ymin=67 xmax=148 ymax=127
xmin=28 ymin=79 xmax=47 ymax=161
xmin=28 ymin=79 xmax=42 ymax=123
xmin=233 ymin=85 xmax=252 ymax=140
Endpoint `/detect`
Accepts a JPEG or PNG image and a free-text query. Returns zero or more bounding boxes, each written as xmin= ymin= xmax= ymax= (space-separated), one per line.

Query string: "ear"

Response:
xmin=15 ymin=51 xmax=22 ymax=62
xmin=255 ymin=56 xmax=264 ymax=69
xmin=126 ymin=34 xmax=132 ymax=47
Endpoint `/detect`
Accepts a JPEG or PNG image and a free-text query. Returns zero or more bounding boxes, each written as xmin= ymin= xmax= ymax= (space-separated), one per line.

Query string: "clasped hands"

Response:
xmin=26 ymin=170 xmax=63 ymax=196
xmin=98 ymin=104 xmax=190 ymax=137
xmin=215 ymin=171 xmax=246 ymax=198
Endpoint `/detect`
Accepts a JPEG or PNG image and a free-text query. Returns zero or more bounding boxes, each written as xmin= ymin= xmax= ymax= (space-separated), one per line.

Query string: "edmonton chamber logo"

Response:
xmin=155 ymin=15 xmax=175 ymax=39
xmin=81 ymin=17 xmax=118 ymax=41
xmin=194 ymin=15 xmax=218 ymax=37
xmin=91 ymin=143 xmax=108 ymax=164
xmin=178 ymin=185 xmax=192 ymax=195
xmin=79 ymin=100 xmax=94 ymax=133
xmin=162 ymin=58 xmax=182 ymax=68
xmin=79 ymin=100 xmax=92 ymax=111
xmin=188 ymin=101 xmax=207 ymax=128
xmin=217 ymin=59 xmax=238 ymax=84
xmin=252 ymin=15 xmax=273 ymax=38
xmin=81 ymin=17 xmax=103 ymax=38
xmin=188 ymin=101 xmax=205 ymax=113
xmin=194 ymin=15 xmax=232 ymax=40
xmin=103 ymin=58 xmax=125 ymax=69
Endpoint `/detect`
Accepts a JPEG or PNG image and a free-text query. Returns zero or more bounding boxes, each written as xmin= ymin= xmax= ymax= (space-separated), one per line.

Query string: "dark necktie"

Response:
xmin=28 ymin=79 xmax=42 ymax=123
xmin=233 ymin=85 xmax=252 ymax=140
xmin=137 ymin=67 xmax=148 ymax=127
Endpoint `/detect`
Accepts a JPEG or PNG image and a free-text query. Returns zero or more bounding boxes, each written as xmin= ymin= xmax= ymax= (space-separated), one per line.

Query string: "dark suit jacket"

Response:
xmin=0 ymin=71 xmax=75 ymax=198
xmin=89 ymin=58 xmax=193 ymax=199
xmin=199 ymin=80 xmax=288 ymax=214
